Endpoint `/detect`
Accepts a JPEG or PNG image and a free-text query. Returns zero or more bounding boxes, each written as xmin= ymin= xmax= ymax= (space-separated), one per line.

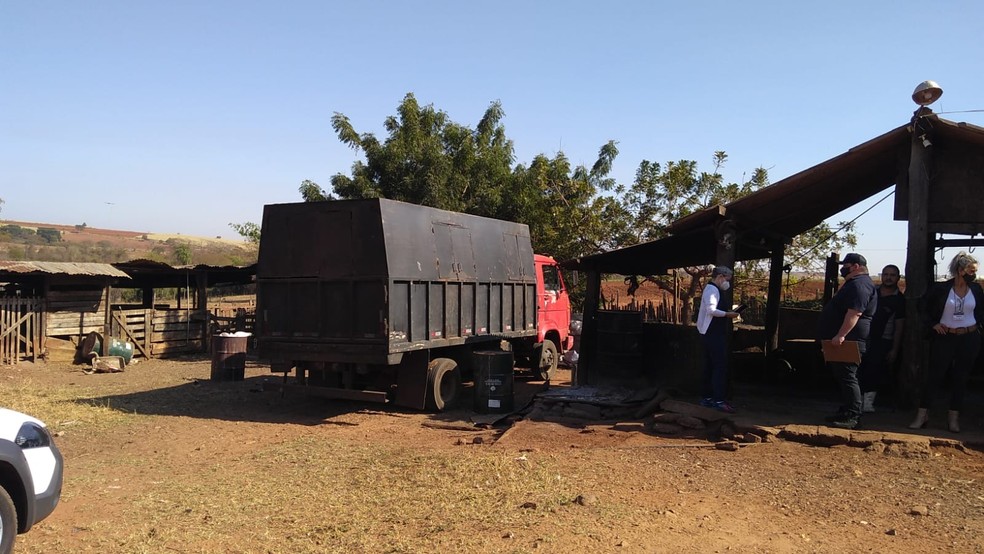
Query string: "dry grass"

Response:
xmin=3 ymin=379 xmax=130 ymax=434
xmin=113 ymin=440 xmax=587 ymax=553
xmin=9 ymin=378 xmax=627 ymax=553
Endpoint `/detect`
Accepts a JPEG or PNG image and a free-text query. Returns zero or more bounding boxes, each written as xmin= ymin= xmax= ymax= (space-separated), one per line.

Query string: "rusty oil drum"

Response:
xmin=211 ymin=333 xmax=250 ymax=381
xmin=472 ymin=350 xmax=515 ymax=413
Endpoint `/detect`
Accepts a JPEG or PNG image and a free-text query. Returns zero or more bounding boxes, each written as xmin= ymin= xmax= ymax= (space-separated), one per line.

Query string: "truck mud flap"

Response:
xmin=395 ymin=350 xmax=429 ymax=410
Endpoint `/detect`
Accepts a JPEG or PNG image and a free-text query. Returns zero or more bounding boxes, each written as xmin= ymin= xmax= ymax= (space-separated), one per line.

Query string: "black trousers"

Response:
xmin=919 ymin=331 xmax=981 ymax=411
xmin=829 ymin=361 xmax=862 ymax=417
xmin=859 ymin=337 xmax=893 ymax=393
xmin=699 ymin=318 xmax=728 ymax=401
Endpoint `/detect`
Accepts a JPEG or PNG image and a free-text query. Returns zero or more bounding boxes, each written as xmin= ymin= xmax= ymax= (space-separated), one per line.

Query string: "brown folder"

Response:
xmin=821 ymin=340 xmax=862 ymax=364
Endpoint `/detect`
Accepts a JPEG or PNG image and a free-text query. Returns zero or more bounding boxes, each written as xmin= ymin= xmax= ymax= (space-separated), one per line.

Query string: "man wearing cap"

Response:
xmin=817 ymin=253 xmax=878 ymax=429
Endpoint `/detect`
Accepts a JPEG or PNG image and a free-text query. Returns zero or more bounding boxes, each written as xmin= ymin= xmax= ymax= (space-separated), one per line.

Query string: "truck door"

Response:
xmin=536 ymin=258 xmax=571 ymax=345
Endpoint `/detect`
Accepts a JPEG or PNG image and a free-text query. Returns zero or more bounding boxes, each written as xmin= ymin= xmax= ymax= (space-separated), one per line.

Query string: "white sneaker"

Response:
xmin=861 ymin=392 xmax=877 ymax=413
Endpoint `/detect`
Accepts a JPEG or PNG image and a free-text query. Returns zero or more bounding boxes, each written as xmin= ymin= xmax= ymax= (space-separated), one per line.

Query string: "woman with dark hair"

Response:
xmin=910 ymin=252 xmax=984 ymax=432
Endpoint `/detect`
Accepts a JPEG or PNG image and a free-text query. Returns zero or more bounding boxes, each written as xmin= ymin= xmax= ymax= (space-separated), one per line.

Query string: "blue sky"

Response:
xmin=2 ymin=1 xmax=982 ymax=274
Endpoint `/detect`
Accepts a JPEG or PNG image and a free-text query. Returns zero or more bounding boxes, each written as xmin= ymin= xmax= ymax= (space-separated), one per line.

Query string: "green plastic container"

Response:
xmin=87 ymin=335 xmax=134 ymax=364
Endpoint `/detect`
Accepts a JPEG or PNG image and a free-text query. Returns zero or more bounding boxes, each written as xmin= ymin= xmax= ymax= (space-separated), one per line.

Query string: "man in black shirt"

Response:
xmin=858 ymin=264 xmax=905 ymax=412
xmin=818 ymin=253 xmax=878 ymax=429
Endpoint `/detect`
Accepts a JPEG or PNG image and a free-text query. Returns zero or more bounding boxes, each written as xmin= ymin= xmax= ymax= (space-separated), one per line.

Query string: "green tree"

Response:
xmin=502 ymin=141 xmax=624 ymax=262
xmin=173 ymin=243 xmax=192 ymax=265
xmin=298 ymin=179 xmax=330 ymax=202
xmin=329 ymin=93 xmax=514 ymax=218
xmin=36 ymin=227 xmax=62 ymax=243
xmin=612 ymin=153 xmax=770 ymax=322
xmin=229 ymin=221 xmax=261 ymax=244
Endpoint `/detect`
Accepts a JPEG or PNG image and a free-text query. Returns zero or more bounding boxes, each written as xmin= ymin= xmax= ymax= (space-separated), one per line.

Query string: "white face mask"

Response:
xmin=719 ymin=280 xmax=731 ymax=291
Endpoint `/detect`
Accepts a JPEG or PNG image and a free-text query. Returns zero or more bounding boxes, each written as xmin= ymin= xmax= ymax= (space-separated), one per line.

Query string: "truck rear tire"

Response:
xmin=535 ymin=340 xmax=558 ymax=381
xmin=426 ymin=358 xmax=461 ymax=412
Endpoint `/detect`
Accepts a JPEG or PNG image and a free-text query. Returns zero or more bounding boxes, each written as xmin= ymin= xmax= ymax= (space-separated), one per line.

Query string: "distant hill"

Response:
xmin=0 ymin=220 xmax=257 ymax=266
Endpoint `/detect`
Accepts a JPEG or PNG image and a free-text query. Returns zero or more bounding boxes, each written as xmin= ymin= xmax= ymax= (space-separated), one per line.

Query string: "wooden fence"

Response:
xmin=209 ymin=307 xmax=255 ymax=335
xmin=111 ymin=308 xmax=206 ymax=358
xmin=1 ymin=297 xmax=42 ymax=364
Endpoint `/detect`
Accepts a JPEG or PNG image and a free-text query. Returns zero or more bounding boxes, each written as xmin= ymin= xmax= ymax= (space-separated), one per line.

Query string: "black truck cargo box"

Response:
xmin=256 ymin=199 xmax=538 ymax=366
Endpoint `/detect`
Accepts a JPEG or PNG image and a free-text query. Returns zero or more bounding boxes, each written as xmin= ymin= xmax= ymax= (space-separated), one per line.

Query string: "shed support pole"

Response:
xmin=197 ymin=270 xmax=209 ymax=352
xmin=577 ymin=270 xmax=601 ymax=387
xmin=714 ymin=220 xmax=738 ymax=309
xmin=902 ymin=108 xmax=934 ymax=404
xmin=102 ymin=284 xmax=112 ymax=356
xmin=142 ymin=287 xmax=155 ymax=308
xmin=765 ymin=242 xmax=785 ymax=355
xmin=715 ymin=220 xmax=738 ymax=394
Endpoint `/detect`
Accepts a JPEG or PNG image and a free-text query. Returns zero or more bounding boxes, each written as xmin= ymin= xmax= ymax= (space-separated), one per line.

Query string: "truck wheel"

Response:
xmin=535 ymin=340 xmax=558 ymax=381
xmin=0 ymin=486 xmax=16 ymax=554
xmin=426 ymin=358 xmax=461 ymax=412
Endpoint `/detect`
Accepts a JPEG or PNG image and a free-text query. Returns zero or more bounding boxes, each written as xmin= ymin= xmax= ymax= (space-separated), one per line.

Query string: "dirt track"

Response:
xmin=7 ymin=358 xmax=984 ymax=553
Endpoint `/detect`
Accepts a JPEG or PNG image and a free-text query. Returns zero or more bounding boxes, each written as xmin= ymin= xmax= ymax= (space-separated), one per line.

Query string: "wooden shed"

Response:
xmin=0 ymin=261 xmax=130 ymax=364
xmin=563 ymin=109 xmax=984 ymax=399
xmin=0 ymin=260 xmax=255 ymax=364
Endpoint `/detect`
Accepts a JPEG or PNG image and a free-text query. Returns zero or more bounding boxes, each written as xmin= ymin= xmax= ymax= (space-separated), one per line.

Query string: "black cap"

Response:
xmin=839 ymin=253 xmax=867 ymax=266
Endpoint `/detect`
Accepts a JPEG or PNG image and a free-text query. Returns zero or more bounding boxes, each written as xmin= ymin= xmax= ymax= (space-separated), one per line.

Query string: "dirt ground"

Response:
xmin=6 ymin=357 xmax=984 ymax=553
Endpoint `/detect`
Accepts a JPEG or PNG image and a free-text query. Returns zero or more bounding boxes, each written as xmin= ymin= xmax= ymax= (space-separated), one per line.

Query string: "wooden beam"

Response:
xmin=578 ymin=270 xmax=602 ymax=387
xmin=902 ymin=108 xmax=935 ymax=404
xmin=765 ymin=242 xmax=785 ymax=355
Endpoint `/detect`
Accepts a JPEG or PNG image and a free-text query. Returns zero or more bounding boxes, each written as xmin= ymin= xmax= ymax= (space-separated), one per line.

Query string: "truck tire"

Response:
xmin=0 ymin=485 xmax=16 ymax=554
xmin=426 ymin=358 xmax=461 ymax=412
xmin=535 ymin=340 xmax=558 ymax=381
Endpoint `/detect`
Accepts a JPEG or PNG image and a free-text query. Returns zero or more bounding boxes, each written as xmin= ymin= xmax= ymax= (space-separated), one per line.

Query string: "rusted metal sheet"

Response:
xmin=0 ymin=261 xmax=130 ymax=278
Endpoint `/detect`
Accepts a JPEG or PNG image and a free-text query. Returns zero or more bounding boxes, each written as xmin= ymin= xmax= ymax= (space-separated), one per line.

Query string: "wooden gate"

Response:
xmin=0 ymin=297 xmax=42 ymax=364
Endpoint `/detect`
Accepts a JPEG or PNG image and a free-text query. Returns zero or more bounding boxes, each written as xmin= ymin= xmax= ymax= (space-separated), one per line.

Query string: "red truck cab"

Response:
xmin=532 ymin=254 xmax=572 ymax=379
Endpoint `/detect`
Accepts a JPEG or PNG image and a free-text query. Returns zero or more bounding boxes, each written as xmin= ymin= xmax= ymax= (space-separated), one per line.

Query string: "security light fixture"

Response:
xmin=912 ymin=80 xmax=943 ymax=106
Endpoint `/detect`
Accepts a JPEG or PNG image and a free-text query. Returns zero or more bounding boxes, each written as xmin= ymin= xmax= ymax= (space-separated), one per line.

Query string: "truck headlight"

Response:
xmin=16 ymin=422 xmax=52 ymax=449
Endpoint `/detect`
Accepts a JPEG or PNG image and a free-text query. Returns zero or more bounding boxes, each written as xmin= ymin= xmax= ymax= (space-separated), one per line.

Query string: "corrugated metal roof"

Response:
xmin=0 ymin=261 xmax=130 ymax=278
xmin=562 ymin=115 xmax=984 ymax=275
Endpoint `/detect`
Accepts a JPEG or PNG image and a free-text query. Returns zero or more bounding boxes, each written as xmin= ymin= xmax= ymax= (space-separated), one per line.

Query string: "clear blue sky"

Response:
xmin=2 ymin=1 xmax=982 ymax=274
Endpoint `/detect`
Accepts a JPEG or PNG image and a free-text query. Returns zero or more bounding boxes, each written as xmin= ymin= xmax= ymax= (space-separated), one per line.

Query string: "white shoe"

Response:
xmin=861 ymin=392 xmax=877 ymax=413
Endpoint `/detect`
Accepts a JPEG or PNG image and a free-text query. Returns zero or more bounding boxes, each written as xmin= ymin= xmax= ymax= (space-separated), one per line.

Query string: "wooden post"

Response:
xmin=41 ymin=279 xmax=49 ymax=362
xmin=142 ymin=287 xmax=155 ymax=308
xmin=901 ymin=107 xmax=935 ymax=403
xmin=714 ymin=220 xmax=738 ymax=309
xmin=577 ymin=269 xmax=602 ymax=387
xmin=765 ymin=241 xmax=785 ymax=355
xmin=196 ymin=270 xmax=209 ymax=351
xmin=714 ymin=220 xmax=738 ymax=396
xmin=823 ymin=253 xmax=839 ymax=305
xmin=102 ymin=283 xmax=112 ymax=356
xmin=672 ymin=270 xmax=679 ymax=324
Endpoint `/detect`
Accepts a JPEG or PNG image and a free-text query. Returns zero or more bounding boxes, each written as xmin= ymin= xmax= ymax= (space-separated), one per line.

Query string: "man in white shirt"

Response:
xmin=697 ymin=266 xmax=740 ymax=413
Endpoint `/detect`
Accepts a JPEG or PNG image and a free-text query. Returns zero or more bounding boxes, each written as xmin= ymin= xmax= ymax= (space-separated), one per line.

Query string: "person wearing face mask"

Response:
xmin=818 ymin=253 xmax=877 ymax=429
xmin=857 ymin=264 xmax=906 ymax=413
xmin=910 ymin=251 xmax=984 ymax=433
xmin=696 ymin=266 xmax=740 ymax=413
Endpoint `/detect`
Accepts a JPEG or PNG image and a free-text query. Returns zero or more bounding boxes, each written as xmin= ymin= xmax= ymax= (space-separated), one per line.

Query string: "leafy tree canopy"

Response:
xmin=231 ymin=93 xmax=856 ymax=310
xmin=329 ymin=93 xmax=514 ymax=219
